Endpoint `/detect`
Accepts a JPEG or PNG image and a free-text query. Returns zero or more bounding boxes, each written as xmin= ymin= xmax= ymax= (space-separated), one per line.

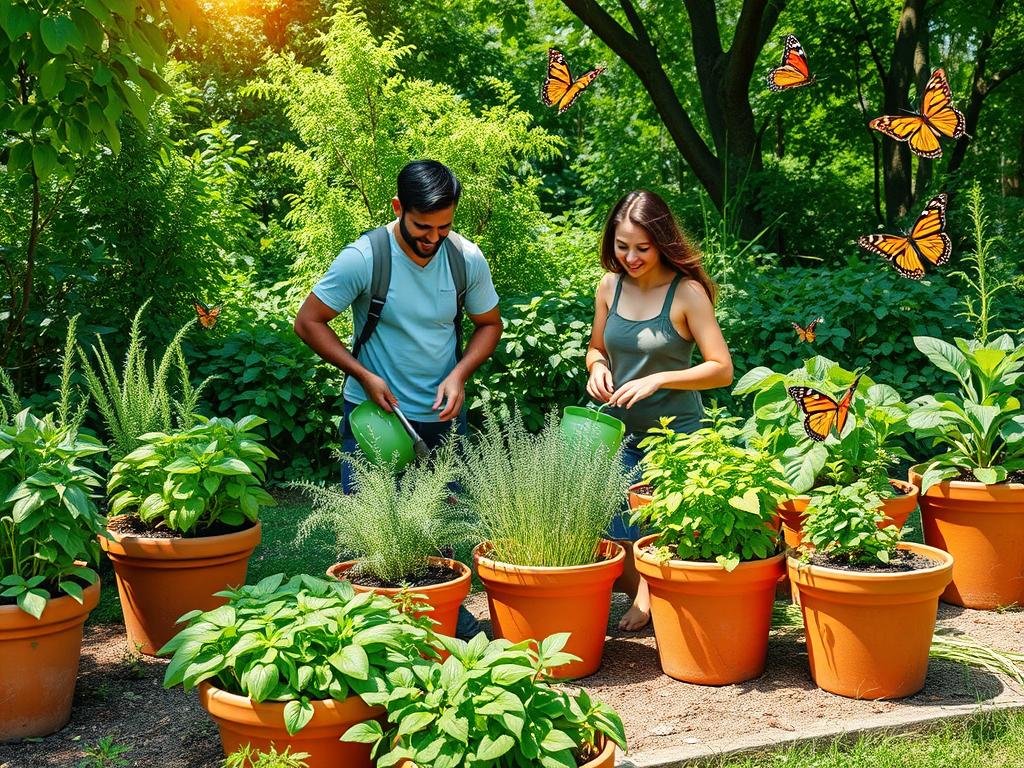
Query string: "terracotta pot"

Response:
xmin=0 ymin=578 xmax=100 ymax=741
xmin=326 ymin=557 xmax=471 ymax=637
xmin=199 ymin=682 xmax=382 ymax=768
xmin=100 ymin=519 xmax=261 ymax=655
xmin=788 ymin=541 xmax=953 ymax=699
xmin=634 ymin=534 xmax=785 ymax=685
xmin=911 ymin=468 xmax=1024 ymax=610
xmin=776 ymin=480 xmax=918 ymax=549
xmin=628 ymin=481 xmax=652 ymax=511
xmin=396 ymin=735 xmax=616 ymax=768
xmin=473 ymin=540 xmax=624 ymax=679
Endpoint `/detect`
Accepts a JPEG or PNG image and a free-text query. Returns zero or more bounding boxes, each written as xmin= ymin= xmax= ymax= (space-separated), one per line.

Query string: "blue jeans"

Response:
xmin=338 ymin=400 xmax=480 ymax=638
xmin=608 ymin=434 xmax=646 ymax=541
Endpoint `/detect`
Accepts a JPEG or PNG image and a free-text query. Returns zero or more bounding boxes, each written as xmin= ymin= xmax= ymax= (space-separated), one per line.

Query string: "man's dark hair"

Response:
xmin=396 ymin=160 xmax=462 ymax=213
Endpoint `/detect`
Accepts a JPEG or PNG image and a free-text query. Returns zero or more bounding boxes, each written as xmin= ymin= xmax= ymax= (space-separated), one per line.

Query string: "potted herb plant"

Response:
xmin=101 ymin=415 xmax=276 ymax=654
xmin=908 ymin=334 xmax=1024 ymax=609
xmin=790 ymin=479 xmax=954 ymax=698
xmin=734 ymin=358 xmax=917 ymax=547
xmin=342 ymin=632 xmax=627 ymax=767
xmin=461 ymin=409 xmax=628 ymax=679
xmin=630 ymin=412 xmax=791 ymax=684
xmin=0 ymin=410 xmax=107 ymax=740
xmin=297 ymin=439 xmax=474 ymax=637
xmin=160 ymin=573 xmax=438 ymax=768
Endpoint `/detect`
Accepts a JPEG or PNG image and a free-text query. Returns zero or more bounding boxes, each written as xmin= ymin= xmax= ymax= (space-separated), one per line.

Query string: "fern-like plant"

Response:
xmin=79 ymin=300 xmax=215 ymax=459
xmin=459 ymin=408 xmax=628 ymax=568
xmin=296 ymin=438 xmax=472 ymax=584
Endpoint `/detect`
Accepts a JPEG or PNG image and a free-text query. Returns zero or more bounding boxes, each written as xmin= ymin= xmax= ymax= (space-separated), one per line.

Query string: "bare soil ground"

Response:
xmin=2 ymin=593 xmax=1022 ymax=768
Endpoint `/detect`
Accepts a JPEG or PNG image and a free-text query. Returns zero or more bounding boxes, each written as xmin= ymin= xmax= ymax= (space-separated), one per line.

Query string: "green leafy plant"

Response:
xmin=733 ymin=358 xmax=911 ymax=494
xmin=632 ymin=411 xmax=790 ymax=571
xmin=342 ymin=632 xmax=626 ymax=767
xmin=908 ymin=334 xmax=1024 ymax=489
xmin=224 ymin=744 xmax=310 ymax=768
xmin=159 ymin=573 xmax=437 ymax=736
xmin=458 ymin=408 xmax=628 ymax=568
xmin=107 ymin=415 xmax=276 ymax=535
xmin=0 ymin=409 xmax=107 ymax=618
xmin=296 ymin=437 xmax=473 ymax=584
xmin=77 ymin=735 xmax=132 ymax=768
xmin=801 ymin=480 xmax=901 ymax=566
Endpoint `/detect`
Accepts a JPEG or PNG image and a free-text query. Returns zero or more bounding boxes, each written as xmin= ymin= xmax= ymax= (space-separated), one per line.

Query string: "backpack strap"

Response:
xmin=445 ymin=234 xmax=468 ymax=361
xmin=350 ymin=226 xmax=391 ymax=360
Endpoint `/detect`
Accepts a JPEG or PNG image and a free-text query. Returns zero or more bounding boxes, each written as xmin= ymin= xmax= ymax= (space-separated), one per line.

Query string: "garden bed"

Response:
xmin=1 ymin=592 xmax=1021 ymax=767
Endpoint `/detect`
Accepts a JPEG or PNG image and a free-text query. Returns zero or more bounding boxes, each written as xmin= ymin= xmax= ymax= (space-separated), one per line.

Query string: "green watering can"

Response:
xmin=349 ymin=400 xmax=429 ymax=471
xmin=560 ymin=405 xmax=626 ymax=458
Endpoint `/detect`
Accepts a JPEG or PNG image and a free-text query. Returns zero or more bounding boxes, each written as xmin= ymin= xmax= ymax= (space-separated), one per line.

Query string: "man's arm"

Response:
xmin=433 ymin=304 xmax=503 ymax=420
xmin=293 ymin=293 xmax=398 ymax=411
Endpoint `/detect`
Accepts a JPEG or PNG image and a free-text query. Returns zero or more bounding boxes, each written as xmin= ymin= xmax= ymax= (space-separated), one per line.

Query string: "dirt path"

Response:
xmin=2 ymin=596 xmax=1022 ymax=767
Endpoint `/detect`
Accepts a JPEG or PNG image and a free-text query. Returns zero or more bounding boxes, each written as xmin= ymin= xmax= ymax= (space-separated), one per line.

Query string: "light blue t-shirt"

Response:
xmin=312 ymin=223 xmax=499 ymax=421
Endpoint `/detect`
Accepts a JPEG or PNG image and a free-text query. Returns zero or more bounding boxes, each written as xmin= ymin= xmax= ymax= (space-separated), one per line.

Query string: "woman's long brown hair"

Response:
xmin=600 ymin=190 xmax=717 ymax=304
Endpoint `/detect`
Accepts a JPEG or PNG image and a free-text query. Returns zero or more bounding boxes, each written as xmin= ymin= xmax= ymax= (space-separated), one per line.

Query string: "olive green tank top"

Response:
xmin=602 ymin=273 xmax=705 ymax=437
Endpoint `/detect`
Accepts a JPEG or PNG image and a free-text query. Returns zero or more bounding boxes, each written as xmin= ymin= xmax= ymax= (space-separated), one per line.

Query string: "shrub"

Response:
xmin=802 ymin=480 xmax=901 ymax=566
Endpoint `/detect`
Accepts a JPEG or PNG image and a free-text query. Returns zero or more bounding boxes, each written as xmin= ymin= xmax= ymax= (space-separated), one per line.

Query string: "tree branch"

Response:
xmin=849 ymin=0 xmax=888 ymax=85
xmin=618 ymin=0 xmax=651 ymax=47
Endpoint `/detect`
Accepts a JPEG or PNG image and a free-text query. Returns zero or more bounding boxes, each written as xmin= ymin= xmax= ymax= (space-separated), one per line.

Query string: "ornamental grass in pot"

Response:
xmin=102 ymin=415 xmax=276 ymax=654
xmin=631 ymin=412 xmax=792 ymax=685
xmin=460 ymin=409 xmax=628 ymax=679
xmin=0 ymin=409 xmax=106 ymax=740
xmin=734 ymin=358 xmax=917 ymax=546
xmin=343 ymin=632 xmax=627 ymax=767
xmin=159 ymin=573 xmax=438 ymax=768
xmin=789 ymin=479 xmax=953 ymax=699
xmin=908 ymin=334 xmax=1024 ymax=609
xmin=297 ymin=438 xmax=474 ymax=637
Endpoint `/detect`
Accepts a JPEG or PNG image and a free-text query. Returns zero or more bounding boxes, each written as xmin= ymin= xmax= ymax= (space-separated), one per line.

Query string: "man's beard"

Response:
xmin=399 ymin=213 xmax=447 ymax=259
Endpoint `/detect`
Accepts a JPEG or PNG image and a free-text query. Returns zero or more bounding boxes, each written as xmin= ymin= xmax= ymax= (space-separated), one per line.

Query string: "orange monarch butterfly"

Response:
xmin=767 ymin=35 xmax=815 ymax=91
xmin=193 ymin=300 xmax=222 ymax=330
xmin=792 ymin=317 xmax=824 ymax=343
xmin=541 ymin=48 xmax=605 ymax=115
xmin=788 ymin=374 xmax=863 ymax=443
xmin=857 ymin=193 xmax=951 ymax=280
xmin=869 ymin=69 xmax=965 ymax=159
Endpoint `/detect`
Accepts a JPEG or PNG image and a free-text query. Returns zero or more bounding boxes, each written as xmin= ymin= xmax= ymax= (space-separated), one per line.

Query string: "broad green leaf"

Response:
xmin=283 ymin=699 xmax=314 ymax=735
xmin=914 ymin=337 xmax=970 ymax=386
xmin=341 ymin=720 xmax=384 ymax=744
xmin=330 ymin=643 xmax=369 ymax=680
xmin=40 ymin=15 xmax=82 ymax=54
xmin=476 ymin=733 xmax=515 ymax=761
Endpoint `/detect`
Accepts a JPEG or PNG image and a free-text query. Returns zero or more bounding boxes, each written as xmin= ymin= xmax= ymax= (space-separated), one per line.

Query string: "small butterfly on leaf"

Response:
xmin=767 ymin=35 xmax=815 ymax=91
xmin=788 ymin=374 xmax=863 ymax=443
xmin=193 ymin=300 xmax=222 ymax=330
xmin=857 ymin=193 xmax=951 ymax=280
xmin=869 ymin=69 xmax=965 ymax=159
xmin=541 ymin=48 xmax=605 ymax=115
xmin=792 ymin=317 xmax=824 ymax=343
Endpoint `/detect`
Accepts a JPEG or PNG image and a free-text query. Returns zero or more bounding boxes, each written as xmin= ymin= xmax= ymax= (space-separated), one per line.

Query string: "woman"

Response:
xmin=586 ymin=190 xmax=733 ymax=631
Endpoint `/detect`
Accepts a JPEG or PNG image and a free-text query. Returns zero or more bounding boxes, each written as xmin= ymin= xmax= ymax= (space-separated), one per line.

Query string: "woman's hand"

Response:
xmin=607 ymin=374 xmax=663 ymax=409
xmin=586 ymin=360 xmax=615 ymax=403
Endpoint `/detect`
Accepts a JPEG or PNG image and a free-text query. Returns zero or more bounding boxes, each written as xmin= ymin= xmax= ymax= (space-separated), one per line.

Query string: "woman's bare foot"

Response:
xmin=617 ymin=578 xmax=651 ymax=631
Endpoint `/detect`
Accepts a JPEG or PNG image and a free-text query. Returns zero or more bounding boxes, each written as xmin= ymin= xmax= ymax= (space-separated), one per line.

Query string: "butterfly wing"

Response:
xmin=868 ymin=115 xmax=942 ymax=159
xmin=792 ymin=322 xmax=809 ymax=342
xmin=920 ymin=69 xmax=965 ymax=140
xmin=804 ymin=316 xmax=823 ymax=343
xmin=907 ymin=193 xmax=952 ymax=268
xmin=858 ymin=232 xmax=925 ymax=279
xmin=788 ymin=386 xmax=840 ymax=442
xmin=194 ymin=301 xmax=221 ymax=329
xmin=555 ymin=66 xmax=605 ymax=114
xmin=834 ymin=374 xmax=863 ymax=435
xmin=541 ymin=49 xmax=572 ymax=108
xmin=767 ymin=35 xmax=814 ymax=91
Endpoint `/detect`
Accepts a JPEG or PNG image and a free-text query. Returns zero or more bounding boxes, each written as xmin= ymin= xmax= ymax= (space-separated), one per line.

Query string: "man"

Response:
xmin=294 ymin=159 xmax=502 ymax=636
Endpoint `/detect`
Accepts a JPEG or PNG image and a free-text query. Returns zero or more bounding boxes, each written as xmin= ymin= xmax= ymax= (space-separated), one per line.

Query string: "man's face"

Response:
xmin=394 ymin=202 xmax=454 ymax=259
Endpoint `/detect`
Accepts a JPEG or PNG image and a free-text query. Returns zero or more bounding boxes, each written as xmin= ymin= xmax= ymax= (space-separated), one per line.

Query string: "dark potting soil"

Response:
xmin=954 ymin=468 xmax=1024 ymax=485
xmin=631 ymin=483 xmax=654 ymax=496
xmin=107 ymin=516 xmax=254 ymax=539
xmin=808 ymin=548 xmax=942 ymax=574
xmin=347 ymin=563 xmax=463 ymax=589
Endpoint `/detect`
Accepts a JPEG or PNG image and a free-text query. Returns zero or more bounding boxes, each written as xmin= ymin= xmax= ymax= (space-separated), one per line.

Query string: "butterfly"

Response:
xmin=766 ymin=35 xmax=815 ymax=91
xmin=193 ymin=300 xmax=222 ymax=330
xmin=868 ymin=69 xmax=965 ymax=159
xmin=857 ymin=193 xmax=951 ymax=280
xmin=541 ymin=48 xmax=605 ymax=115
xmin=792 ymin=317 xmax=824 ymax=343
xmin=788 ymin=374 xmax=863 ymax=443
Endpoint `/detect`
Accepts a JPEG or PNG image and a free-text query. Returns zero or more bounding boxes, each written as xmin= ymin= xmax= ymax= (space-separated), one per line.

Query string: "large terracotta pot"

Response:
xmin=911 ymin=468 xmax=1024 ymax=609
xmin=473 ymin=540 xmax=624 ymax=679
xmin=327 ymin=557 xmax=471 ymax=637
xmin=776 ymin=479 xmax=918 ymax=549
xmin=634 ymin=534 xmax=785 ymax=685
xmin=788 ymin=541 xmax=953 ymax=699
xmin=199 ymin=682 xmax=382 ymax=768
xmin=0 ymin=579 xmax=100 ymax=741
xmin=628 ymin=481 xmax=652 ymax=511
xmin=100 ymin=519 xmax=261 ymax=655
